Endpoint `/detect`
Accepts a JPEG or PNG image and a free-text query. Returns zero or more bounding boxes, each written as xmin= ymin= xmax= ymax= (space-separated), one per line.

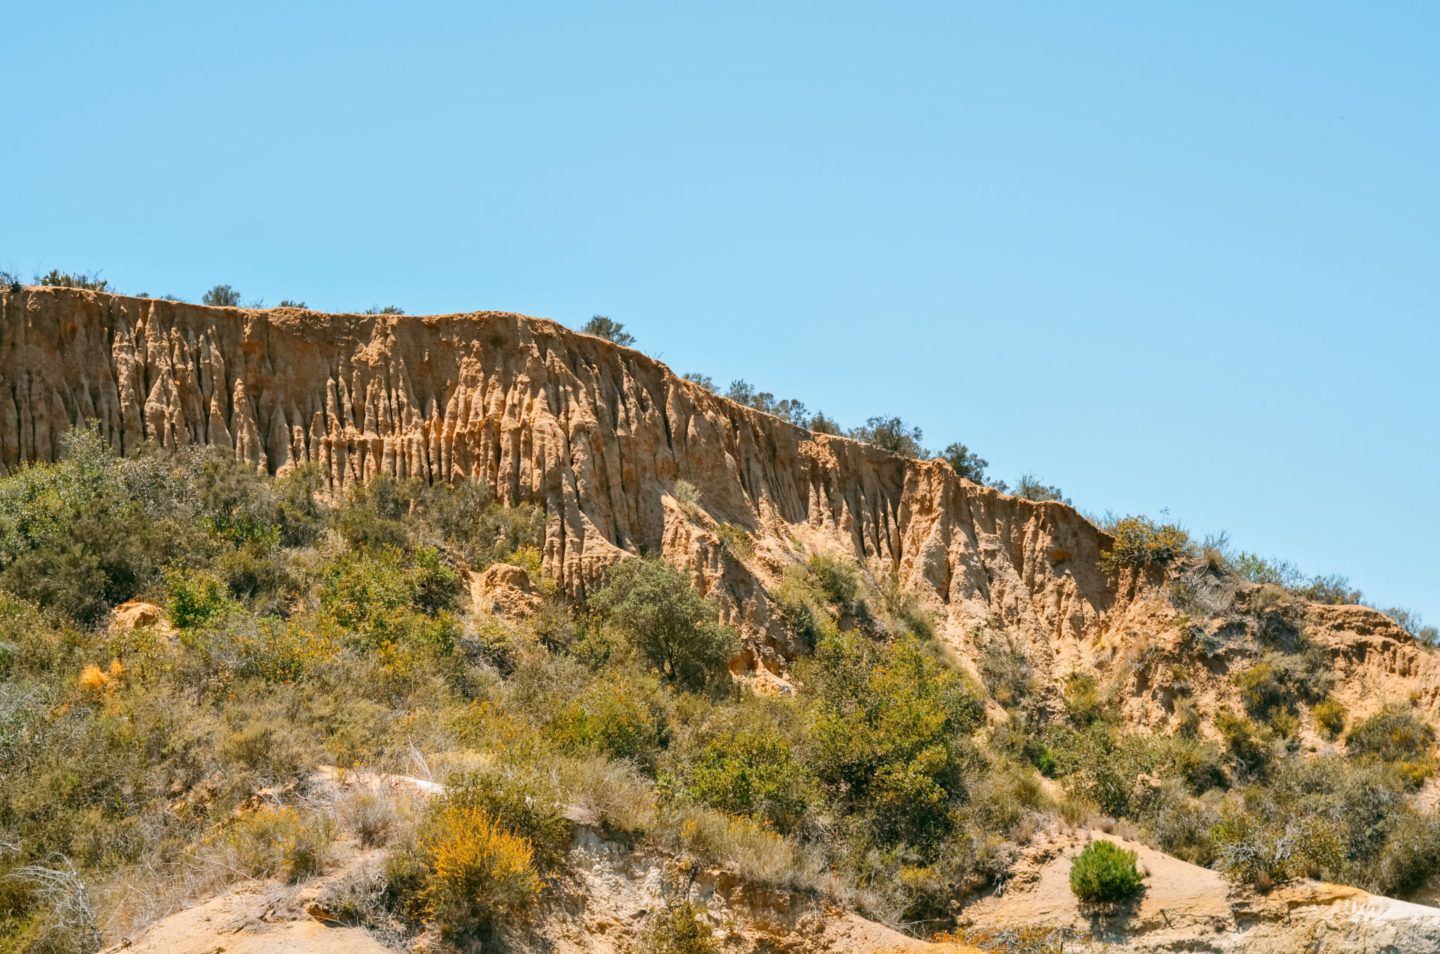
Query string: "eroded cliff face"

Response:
xmin=0 ymin=288 xmax=1121 ymax=667
xmin=3 ymin=286 xmax=1435 ymax=719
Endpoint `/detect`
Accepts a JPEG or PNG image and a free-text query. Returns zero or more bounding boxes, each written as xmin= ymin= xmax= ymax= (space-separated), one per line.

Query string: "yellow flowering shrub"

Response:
xmin=416 ymin=804 xmax=542 ymax=939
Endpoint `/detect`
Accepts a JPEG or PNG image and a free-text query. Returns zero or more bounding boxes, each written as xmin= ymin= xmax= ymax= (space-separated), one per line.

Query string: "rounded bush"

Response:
xmin=1069 ymin=839 xmax=1143 ymax=904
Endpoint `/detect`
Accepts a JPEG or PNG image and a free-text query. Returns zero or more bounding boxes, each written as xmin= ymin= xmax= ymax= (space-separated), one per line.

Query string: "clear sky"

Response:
xmin=5 ymin=2 xmax=1437 ymax=623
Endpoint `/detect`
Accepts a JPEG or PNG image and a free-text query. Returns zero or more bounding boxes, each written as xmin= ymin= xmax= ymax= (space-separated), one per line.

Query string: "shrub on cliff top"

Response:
xmin=34 ymin=269 xmax=110 ymax=291
xmin=849 ymin=415 xmax=928 ymax=458
xmin=1098 ymin=516 xmax=1191 ymax=573
xmin=581 ymin=314 xmax=634 ymax=346
xmin=202 ymin=284 xmax=242 ymax=306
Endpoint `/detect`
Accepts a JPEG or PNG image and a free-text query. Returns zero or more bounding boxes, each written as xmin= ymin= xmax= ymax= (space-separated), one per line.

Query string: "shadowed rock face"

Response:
xmin=0 ymin=287 xmax=1122 ymax=666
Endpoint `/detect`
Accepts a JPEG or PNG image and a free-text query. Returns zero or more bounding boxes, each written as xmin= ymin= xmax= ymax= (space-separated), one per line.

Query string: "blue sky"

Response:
xmin=5 ymin=2 xmax=1437 ymax=623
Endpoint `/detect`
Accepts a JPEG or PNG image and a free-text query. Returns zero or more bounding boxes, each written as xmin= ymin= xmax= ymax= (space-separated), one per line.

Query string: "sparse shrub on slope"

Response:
xmin=1211 ymin=756 xmax=1439 ymax=895
xmin=1069 ymin=840 xmax=1143 ymax=904
xmin=1314 ymin=698 xmax=1347 ymax=739
xmin=1345 ymin=707 xmax=1436 ymax=786
xmin=640 ymin=898 xmax=721 ymax=954
xmin=1010 ymin=473 xmax=1069 ymax=503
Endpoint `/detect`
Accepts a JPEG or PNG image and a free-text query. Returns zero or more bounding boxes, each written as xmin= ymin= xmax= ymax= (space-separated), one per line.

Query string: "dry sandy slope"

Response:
xmin=99 ymin=879 xmax=390 ymax=954
xmin=963 ymin=826 xmax=1440 ymax=952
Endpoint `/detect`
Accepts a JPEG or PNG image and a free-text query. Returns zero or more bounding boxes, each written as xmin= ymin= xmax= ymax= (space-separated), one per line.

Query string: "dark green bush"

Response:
xmin=849 ymin=416 xmax=927 ymax=458
xmin=674 ymin=723 xmax=815 ymax=834
xmin=724 ymin=380 xmax=809 ymax=424
xmin=202 ymin=284 xmax=241 ymax=306
xmin=35 ymin=269 xmax=110 ymax=291
xmin=1069 ymin=840 xmax=1143 ymax=904
xmin=588 ymin=557 xmax=739 ymax=691
xmin=799 ymin=631 xmax=982 ymax=848
xmin=580 ymin=314 xmax=633 ymax=346
xmin=940 ymin=442 xmax=988 ymax=482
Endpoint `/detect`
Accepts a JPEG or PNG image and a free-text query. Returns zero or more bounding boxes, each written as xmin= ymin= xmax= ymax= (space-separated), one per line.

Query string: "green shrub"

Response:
xmin=976 ymin=631 xmax=1033 ymax=709
xmin=806 ymin=554 xmax=862 ymax=614
xmin=1314 ymin=698 xmax=1346 ymax=739
xmin=318 ymin=545 xmax=463 ymax=651
xmin=35 ymin=269 xmax=110 ymax=291
xmin=1369 ymin=813 xmax=1440 ymax=898
xmin=1011 ymin=474 xmax=1069 ymax=504
xmin=202 ymin=284 xmax=242 ymax=306
xmin=675 ymin=725 xmax=815 ymax=834
xmin=544 ymin=676 xmax=668 ymax=767
xmin=588 ymin=557 xmax=739 ymax=691
xmin=1300 ymin=574 xmax=1364 ymax=605
xmin=672 ymin=479 xmax=703 ymax=517
xmin=800 ymin=631 xmax=982 ymax=848
xmin=580 ymin=314 xmax=634 ymax=346
xmin=1069 ymin=840 xmax=1142 ymax=904
xmin=640 ymin=899 xmax=720 ymax=954
xmin=1062 ymin=673 xmax=1106 ymax=727
xmin=1217 ymin=710 xmax=1277 ymax=781
xmin=165 ymin=569 xmax=234 ymax=629
xmin=1230 ymin=552 xmax=1302 ymax=587
xmin=1346 ymin=707 xmax=1436 ymax=784
xmin=364 ymin=305 xmax=406 ymax=315
xmin=440 ymin=769 xmax=571 ymax=870
xmin=724 ymin=380 xmax=809 ymax=424
xmin=1211 ymin=804 xmax=1307 ymax=890
xmin=940 ymin=442 xmax=989 ymax=482
xmin=0 ymin=432 xmax=207 ymax=624
xmin=714 ymin=523 xmax=753 ymax=560
xmin=849 ymin=416 xmax=927 ymax=458
xmin=1098 ymin=517 xmax=1190 ymax=573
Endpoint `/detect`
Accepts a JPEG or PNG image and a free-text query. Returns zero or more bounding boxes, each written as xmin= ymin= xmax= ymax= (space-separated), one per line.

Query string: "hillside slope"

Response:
xmin=2 ymin=286 xmax=1434 ymax=728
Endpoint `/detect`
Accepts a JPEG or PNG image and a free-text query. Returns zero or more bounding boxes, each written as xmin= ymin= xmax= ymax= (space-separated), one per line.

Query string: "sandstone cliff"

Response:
xmin=2 ymin=286 xmax=1433 ymax=721
xmin=0 ymin=289 xmax=1109 ymax=656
